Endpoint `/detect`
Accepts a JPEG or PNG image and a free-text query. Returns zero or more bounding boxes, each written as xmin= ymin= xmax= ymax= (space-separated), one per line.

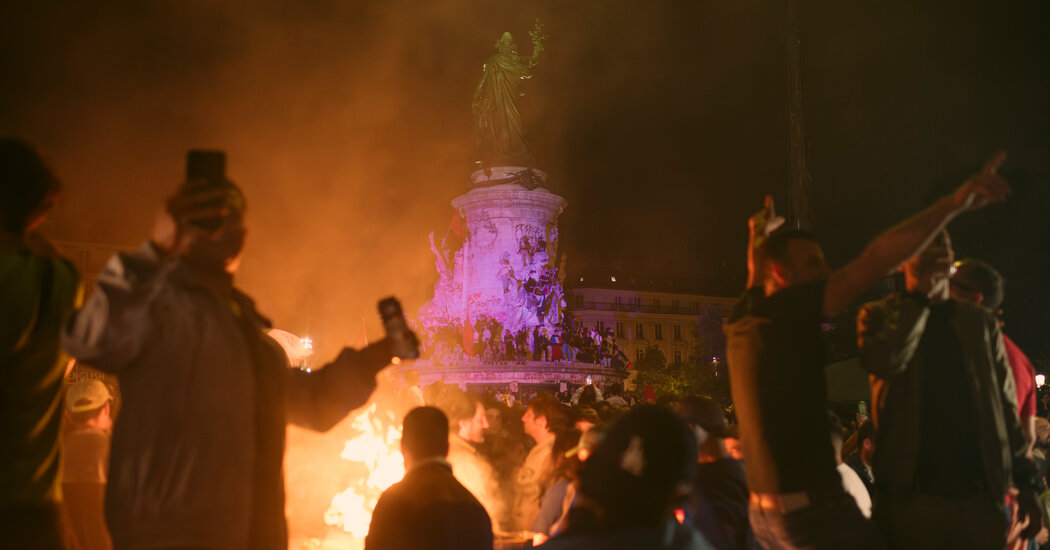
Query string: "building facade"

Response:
xmin=566 ymin=270 xmax=735 ymax=366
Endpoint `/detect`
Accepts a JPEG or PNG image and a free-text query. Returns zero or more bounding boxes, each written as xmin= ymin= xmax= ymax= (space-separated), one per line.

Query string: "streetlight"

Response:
xmin=1036 ymin=374 xmax=1045 ymax=388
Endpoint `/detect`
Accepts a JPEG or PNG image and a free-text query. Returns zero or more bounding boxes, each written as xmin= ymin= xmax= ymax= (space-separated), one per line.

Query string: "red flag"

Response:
xmin=449 ymin=209 xmax=466 ymax=238
xmin=643 ymin=384 xmax=658 ymax=403
xmin=461 ymin=320 xmax=474 ymax=357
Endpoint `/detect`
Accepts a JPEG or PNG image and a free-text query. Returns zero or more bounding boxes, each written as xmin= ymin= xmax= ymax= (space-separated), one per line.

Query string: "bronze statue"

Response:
xmin=472 ymin=21 xmax=547 ymax=166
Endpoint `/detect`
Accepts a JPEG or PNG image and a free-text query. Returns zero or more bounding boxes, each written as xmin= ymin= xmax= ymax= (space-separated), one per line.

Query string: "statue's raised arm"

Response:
xmin=527 ymin=20 xmax=547 ymax=67
xmin=472 ymin=22 xmax=547 ymax=166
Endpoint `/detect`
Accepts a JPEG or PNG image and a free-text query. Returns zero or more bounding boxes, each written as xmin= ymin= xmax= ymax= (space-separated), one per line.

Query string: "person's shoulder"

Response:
xmin=954 ymin=297 xmax=993 ymax=319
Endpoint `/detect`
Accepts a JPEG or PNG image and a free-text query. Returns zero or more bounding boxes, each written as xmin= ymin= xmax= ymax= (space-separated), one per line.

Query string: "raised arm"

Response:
xmin=62 ymin=184 xmax=245 ymax=370
xmin=527 ymin=20 xmax=547 ymax=67
xmin=823 ymin=152 xmax=1010 ymax=316
xmin=61 ymin=243 xmax=173 ymax=371
xmin=746 ymin=195 xmax=785 ymax=290
xmin=284 ymin=341 xmax=393 ymax=432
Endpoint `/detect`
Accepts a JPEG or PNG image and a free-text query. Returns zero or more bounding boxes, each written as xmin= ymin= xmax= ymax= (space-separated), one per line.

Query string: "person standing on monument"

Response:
xmin=728 ymin=152 xmax=1012 ymax=549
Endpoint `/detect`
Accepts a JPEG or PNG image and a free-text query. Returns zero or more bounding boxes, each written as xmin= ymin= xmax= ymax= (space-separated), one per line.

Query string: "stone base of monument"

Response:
xmin=396 ymin=360 xmax=627 ymax=394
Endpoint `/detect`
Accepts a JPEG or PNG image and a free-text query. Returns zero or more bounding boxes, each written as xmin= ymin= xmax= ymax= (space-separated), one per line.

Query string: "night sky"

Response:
xmin=2 ymin=1 xmax=1048 ymax=362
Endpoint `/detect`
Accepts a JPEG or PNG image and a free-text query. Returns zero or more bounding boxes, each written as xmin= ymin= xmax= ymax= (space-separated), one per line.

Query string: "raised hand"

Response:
xmin=952 ymin=151 xmax=1010 ymax=211
xmin=746 ymin=195 xmax=786 ymax=288
xmin=150 ymin=183 xmax=239 ymax=257
xmin=749 ymin=195 xmax=786 ymax=247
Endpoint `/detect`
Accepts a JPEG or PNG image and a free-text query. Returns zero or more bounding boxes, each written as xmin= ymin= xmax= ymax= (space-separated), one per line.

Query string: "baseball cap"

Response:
xmin=66 ymin=380 xmax=112 ymax=413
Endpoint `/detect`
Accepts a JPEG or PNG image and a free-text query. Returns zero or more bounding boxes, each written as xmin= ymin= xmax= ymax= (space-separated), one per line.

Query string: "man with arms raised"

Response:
xmin=62 ymin=154 xmax=405 ymax=550
xmin=727 ymin=153 xmax=1010 ymax=549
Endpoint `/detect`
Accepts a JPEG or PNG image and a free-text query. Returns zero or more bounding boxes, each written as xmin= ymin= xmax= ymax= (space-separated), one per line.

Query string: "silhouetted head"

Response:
xmin=0 ymin=138 xmax=60 ymax=235
xmin=402 ymin=406 xmax=449 ymax=465
xmin=763 ymin=230 xmax=830 ymax=293
xmin=951 ymin=258 xmax=1004 ymax=310
xmin=178 ymin=180 xmax=248 ymax=274
xmin=577 ymin=405 xmax=696 ymax=529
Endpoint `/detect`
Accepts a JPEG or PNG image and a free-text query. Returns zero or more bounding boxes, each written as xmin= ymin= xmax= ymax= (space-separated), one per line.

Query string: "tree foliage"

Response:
xmin=631 ymin=313 xmax=731 ymax=405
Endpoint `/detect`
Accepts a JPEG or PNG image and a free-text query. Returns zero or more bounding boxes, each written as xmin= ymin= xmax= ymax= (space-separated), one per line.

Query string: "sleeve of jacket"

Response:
xmin=991 ymin=319 xmax=1040 ymax=490
xmin=61 ymin=242 xmax=175 ymax=372
xmin=283 ymin=341 xmax=390 ymax=431
xmin=857 ymin=295 xmax=930 ymax=378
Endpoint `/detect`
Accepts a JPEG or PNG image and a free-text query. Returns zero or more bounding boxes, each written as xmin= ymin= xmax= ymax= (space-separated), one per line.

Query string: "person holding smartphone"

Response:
xmin=61 ymin=151 xmax=416 ymax=550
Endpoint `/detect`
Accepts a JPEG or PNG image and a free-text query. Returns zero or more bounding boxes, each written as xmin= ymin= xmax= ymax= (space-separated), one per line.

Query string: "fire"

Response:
xmin=323 ymin=403 xmax=405 ymax=541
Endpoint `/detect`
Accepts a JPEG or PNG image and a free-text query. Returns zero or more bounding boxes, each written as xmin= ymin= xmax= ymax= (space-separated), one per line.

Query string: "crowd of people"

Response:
xmin=3 ymin=136 xmax=1047 ymax=550
xmin=421 ymin=316 xmax=630 ymax=370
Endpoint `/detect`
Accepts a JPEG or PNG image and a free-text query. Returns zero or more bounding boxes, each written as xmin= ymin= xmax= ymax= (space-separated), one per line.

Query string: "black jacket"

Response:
xmin=857 ymin=294 xmax=1037 ymax=499
xmin=366 ymin=459 xmax=493 ymax=550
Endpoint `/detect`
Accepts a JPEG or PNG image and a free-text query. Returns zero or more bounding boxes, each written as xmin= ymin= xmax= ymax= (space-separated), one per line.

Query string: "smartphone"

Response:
xmin=186 ymin=150 xmax=227 ymax=186
xmin=858 ymin=401 xmax=868 ymax=417
xmin=585 ymin=375 xmax=593 ymax=385
xmin=378 ymin=297 xmax=420 ymax=360
xmin=185 ymin=150 xmax=227 ymax=230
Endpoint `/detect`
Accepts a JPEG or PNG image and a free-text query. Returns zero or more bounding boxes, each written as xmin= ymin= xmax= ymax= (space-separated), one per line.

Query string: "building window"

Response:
xmin=635 ymin=323 xmax=644 ymax=339
xmin=615 ymin=296 xmax=623 ymax=310
xmin=672 ymin=299 xmax=680 ymax=313
xmin=674 ymin=350 xmax=682 ymax=364
xmin=653 ymin=298 xmax=661 ymax=309
xmin=636 ymin=348 xmax=644 ymax=362
xmin=597 ymin=321 xmax=605 ymax=333
xmin=673 ymin=325 xmax=682 ymax=341
xmin=692 ymin=301 xmax=700 ymax=313
xmin=574 ymin=295 xmax=583 ymax=308
xmin=616 ymin=321 xmax=625 ymax=338
xmin=655 ymin=324 xmax=664 ymax=340
xmin=632 ymin=297 xmax=641 ymax=311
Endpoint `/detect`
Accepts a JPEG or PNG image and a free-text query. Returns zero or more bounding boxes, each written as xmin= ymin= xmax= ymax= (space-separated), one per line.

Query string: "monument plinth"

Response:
xmin=421 ymin=168 xmax=566 ymax=336
xmin=408 ymin=24 xmax=625 ymax=391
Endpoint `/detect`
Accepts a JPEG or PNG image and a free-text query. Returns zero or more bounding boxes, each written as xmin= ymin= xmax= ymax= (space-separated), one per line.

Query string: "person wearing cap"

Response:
xmin=61 ymin=379 xmax=114 ymax=550
xmin=0 ymin=138 xmax=81 ymax=550
xmin=543 ymin=405 xmax=714 ymax=550
xmin=676 ymin=396 xmax=757 ymax=550
xmin=728 ymin=154 xmax=1012 ymax=550
xmin=950 ymin=258 xmax=1038 ymax=454
xmin=948 ymin=257 xmax=1043 ymax=547
xmin=857 ymin=232 xmax=1042 ymax=547
xmin=366 ymin=406 xmax=493 ymax=550
xmin=61 ymin=160 xmax=402 ymax=550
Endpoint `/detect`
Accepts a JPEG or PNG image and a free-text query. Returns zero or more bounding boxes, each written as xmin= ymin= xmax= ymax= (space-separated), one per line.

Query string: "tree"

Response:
xmin=631 ymin=336 xmax=731 ymax=404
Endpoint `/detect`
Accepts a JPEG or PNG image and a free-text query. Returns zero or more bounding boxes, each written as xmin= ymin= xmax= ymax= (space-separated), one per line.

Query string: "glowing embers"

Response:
xmin=324 ymin=403 xmax=405 ymax=539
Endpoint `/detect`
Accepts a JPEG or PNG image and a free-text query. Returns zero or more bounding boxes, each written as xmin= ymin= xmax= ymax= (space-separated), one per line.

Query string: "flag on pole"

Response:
xmin=461 ymin=319 xmax=474 ymax=357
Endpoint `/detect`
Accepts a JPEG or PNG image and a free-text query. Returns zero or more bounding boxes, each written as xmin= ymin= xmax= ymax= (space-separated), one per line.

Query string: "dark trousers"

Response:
xmin=874 ymin=493 xmax=1007 ymax=550
xmin=749 ymin=492 xmax=887 ymax=550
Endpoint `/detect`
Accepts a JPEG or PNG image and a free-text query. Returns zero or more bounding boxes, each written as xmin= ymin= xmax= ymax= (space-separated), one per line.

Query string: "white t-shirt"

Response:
xmin=838 ymin=462 xmax=872 ymax=518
